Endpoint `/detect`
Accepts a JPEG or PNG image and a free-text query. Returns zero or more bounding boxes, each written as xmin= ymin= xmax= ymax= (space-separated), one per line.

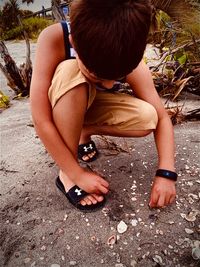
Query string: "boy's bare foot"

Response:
xmin=59 ymin=170 xmax=104 ymax=206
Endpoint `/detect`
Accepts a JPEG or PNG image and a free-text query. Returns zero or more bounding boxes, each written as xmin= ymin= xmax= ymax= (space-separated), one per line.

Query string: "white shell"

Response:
xmin=117 ymin=221 xmax=128 ymax=234
xmin=185 ymin=210 xmax=199 ymax=222
xmin=131 ymin=219 xmax=138 ymax=227
xmin=192 ymin=247 xmax=200 ymax=260
xmin=130 ymin=260 xmax=137 ymax=267
xmin=185 ymin=228 xmax=194 ymax=234
xmin=152 ymin=255 xmax=163 ymax=264
xmin=107 ymin=234 xmax=117 ymax=246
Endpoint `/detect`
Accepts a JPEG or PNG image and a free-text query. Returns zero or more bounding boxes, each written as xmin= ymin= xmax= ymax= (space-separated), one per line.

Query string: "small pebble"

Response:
xmin=69 ymin=261 xmax=77 ymax=266
xmin=115 ymin=264 xmax=125 ymax=267
xmin=14 ymin=252 xmax=20 ymax=258
xmin=24 ymin=258 xmax=31 ymax=264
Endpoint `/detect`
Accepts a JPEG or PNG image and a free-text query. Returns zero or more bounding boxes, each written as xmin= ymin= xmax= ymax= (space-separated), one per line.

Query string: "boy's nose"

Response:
xmin=101 ymin=80 xmax=115 ymax=89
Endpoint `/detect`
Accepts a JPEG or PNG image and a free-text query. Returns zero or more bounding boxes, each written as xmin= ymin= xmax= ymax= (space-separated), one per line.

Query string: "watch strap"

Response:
xmin=156 ymin=169 xmax=177 ymax=181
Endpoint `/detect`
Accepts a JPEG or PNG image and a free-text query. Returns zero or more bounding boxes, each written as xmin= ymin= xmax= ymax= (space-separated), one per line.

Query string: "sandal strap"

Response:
xmin=78 ymin=140 xmax=97 ymax=154
xmin=67 ymin=185 xmax=88 ymax=204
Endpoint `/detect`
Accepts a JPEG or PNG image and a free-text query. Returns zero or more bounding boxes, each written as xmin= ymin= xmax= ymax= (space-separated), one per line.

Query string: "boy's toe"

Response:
xmin=82 ymin=155 xmax=90 ymax=161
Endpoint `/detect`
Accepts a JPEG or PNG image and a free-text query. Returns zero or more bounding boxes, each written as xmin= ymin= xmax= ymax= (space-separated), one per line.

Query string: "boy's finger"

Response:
xmin=169 ymin=195 xmax=176 ymax=204
xmin=157 ymin=194 xmax=165 ymax=208
xmin=165 ymin=195 xmax=171 ymax=206
xmin=149 ymin=192 xmax=159 ymax=208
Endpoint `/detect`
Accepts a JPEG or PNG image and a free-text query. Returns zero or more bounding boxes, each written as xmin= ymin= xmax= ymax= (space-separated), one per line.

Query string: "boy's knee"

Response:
xmin=137 ymin=101 xmax=158 ymax=130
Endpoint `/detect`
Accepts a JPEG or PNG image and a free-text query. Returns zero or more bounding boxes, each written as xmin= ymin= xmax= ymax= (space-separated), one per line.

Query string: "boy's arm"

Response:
xmin=30 ymin=24 xmax=108 ymax=194
xmin=126 ymin=60 xmax=176 ymax=208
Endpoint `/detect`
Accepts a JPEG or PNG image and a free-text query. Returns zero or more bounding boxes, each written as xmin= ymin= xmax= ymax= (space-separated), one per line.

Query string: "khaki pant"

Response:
xmin=49 ymin=60 xmax=158 ymax=131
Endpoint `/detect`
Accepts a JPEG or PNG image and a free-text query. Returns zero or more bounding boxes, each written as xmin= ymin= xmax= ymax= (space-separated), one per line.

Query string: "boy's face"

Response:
xmin=77 ymin=57 xmax=115 ymax=89
xmin=69 ymin=35 xmax=124 ymax=89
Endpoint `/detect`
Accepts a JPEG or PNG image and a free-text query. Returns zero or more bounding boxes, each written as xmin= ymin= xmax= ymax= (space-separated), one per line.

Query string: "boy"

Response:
xmin=30 ymin=0 xmax=177 ymax=211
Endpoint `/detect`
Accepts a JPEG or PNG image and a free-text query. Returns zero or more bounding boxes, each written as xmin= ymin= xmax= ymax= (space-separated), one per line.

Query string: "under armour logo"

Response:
xmin=83 ymin=144 xmax=93 ymax=152
xmin=75 ymin=188 xmax=82 ymax=196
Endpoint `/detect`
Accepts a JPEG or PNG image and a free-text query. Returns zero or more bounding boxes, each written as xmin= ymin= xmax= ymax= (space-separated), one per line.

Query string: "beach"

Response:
xmin=0 ymin=42 xmax=200 ymax=267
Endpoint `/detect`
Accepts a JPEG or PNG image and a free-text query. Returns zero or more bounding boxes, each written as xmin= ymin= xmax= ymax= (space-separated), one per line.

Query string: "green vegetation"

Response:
xmin=0 ymin=90 xmax=10 ymax=109
xmin=2 ymin=17 xmax=53 ymax=40
xmin=0 ymin=0 xmax=54 ymax=40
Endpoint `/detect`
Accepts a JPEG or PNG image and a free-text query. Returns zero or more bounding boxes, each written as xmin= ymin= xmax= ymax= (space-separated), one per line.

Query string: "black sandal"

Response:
xmin=55 ymin=177 xmax=105 ymax=212
xmin=78 ymin=140 xmax=98 ymax=163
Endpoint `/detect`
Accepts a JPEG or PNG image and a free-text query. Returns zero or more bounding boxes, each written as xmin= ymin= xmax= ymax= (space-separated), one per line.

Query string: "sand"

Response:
xmin=0 ymin=96 xmax=200 ymax=267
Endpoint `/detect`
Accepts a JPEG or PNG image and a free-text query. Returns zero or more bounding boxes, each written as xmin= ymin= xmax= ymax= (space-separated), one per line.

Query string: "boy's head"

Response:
xmin=70 ymin=0 xmax=152 ymax=80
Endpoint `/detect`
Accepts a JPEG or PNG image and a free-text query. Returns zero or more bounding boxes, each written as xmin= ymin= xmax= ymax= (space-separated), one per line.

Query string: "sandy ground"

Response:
xmin=0 ymin=41 xmax=200 ymax=266
xmin=0 ymin=96 xmax=200 ymax=267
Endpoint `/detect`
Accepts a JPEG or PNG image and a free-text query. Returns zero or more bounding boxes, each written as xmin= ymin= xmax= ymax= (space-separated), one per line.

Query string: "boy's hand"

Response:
xmin=149 ymin=176 xmax=176 ymax=208
xmin=76 ymin=169 xmax=109 ymax=195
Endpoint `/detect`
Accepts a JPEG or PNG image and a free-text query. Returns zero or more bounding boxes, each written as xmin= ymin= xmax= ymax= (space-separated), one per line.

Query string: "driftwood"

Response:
xmin=0 ymin=41 xmax=28 ymax=95
xmin=51 ymin=0 xmax=66 ymax=22
xmin=0 ymin=1 xmax=65 ymax=96
xmin=0 ymin=16 xmax=32 ymax=96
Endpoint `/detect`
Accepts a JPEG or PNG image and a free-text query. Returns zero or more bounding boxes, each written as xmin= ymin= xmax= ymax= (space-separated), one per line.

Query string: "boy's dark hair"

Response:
xmin=70 ymin=0 xmax=152 ymax=79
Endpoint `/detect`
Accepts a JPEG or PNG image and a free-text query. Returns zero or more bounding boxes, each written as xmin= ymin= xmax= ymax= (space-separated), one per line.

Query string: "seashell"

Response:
xmin=130 ymin=260 xmax=137 ymax=267
xmin=185 ymin=210 xmax=199 ymax=222
xmin=131 ymin=197 xmax=137 ymax=201
xmin=117 ymin=221 xmax=128 ymax=234
xmin=175 ymin=238 xmax=185 ymax=246
xmin=192 ymin=247 xmax=200 ymax=260
xmin=152 ymin=255 xmax=163 ymax=265
xmin=131 ymin=219 xmax=138 ymax=227
xmin=193 ymin=240 xmax=200 ymax=248
xmin=107 ymin=234 xmax=117 ymax=246
xmin=142 ymin=251 xmax=150 ymax=259
xmin=69 ymin=261 xmax=77 ymax=266
xmin=185 ymin=228 xmax=194 ymax=234
xmin=180 ymin=213 xmax=186 ymax=219
xmin=188 ymin=198 xmax=194 ymax=204
xmin=188 ymin=193 xmax=199 ymax=200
